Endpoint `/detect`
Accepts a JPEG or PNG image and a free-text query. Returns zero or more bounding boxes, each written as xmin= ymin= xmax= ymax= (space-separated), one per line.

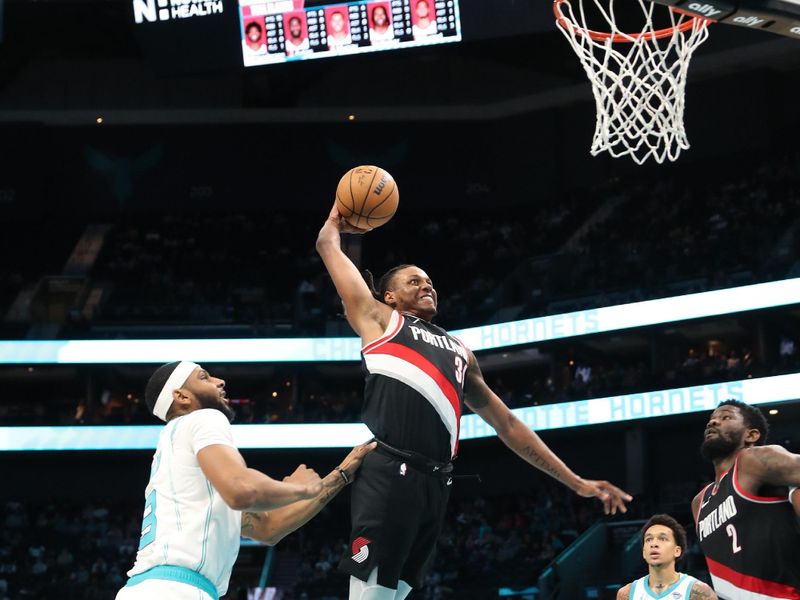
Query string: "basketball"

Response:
xmin=335 ymin=165 xmax=399 ymax=230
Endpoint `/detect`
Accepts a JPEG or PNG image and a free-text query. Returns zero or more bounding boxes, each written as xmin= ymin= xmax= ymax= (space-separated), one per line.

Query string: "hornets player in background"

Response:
xmin=693 ymin=400 xmax=800 ymax=599
xmin=116 ymin=361 xmax=375 ymax=600
xmin=617 ymin=514 xmax=717 ymax=600
xmin=316 ymin=203 xmax=633 ymax=600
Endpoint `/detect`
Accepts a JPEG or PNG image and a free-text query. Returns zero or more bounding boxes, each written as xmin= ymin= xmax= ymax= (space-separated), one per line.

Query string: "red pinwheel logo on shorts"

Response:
xmin=351 ymin=536 xmax=371 ymax=563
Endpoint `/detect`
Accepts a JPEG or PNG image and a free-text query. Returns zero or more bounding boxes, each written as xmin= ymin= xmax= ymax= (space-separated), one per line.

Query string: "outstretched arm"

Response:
xmin=242 ymin=466 xmax=351 ymax=545
xmin=242 ymin=441 xmax=375 ymax=545
xmin=689 ymin=581 xmax=718 ymax=599
xmin=463 ymin=351 xmax=632 ymax=515
xmin=316 ymin=203 xmax=392 ymax=342
xmin=738 ymin=444 xmax=800 ymax=490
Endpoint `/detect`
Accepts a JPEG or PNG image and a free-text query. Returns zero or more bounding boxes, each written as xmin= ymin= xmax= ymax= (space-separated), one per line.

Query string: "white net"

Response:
xmin=554 ymin=0 xmax=710 ymax=164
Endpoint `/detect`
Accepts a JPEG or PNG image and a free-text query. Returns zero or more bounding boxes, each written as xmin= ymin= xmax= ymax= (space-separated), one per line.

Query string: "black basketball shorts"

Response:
xmin=338 ymin=450 xmax=452 ymax=589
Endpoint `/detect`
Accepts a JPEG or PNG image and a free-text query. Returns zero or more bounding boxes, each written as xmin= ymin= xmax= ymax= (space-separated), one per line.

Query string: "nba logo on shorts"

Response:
xmin=399 ymin=463 xmax=407 ymax=476
xmin=351 ymin=537 xmax=370 ymax=563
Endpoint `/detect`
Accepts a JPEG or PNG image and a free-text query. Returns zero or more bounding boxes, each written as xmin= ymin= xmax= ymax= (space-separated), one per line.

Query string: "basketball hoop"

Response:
xmin=554 ymin=0 xmax=711 ymax=164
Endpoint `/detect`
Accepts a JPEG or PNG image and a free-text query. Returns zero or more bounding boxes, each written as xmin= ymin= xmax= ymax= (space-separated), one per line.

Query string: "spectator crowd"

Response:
xmin=1 ymin=151 xmax=797 ymax=340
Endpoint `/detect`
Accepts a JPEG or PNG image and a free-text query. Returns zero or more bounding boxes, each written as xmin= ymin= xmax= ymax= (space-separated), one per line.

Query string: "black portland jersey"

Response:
xmin=695 ymin=451 xmax=800 ymax=599
xmin=361 ymin=311 xmax=469 ymax=463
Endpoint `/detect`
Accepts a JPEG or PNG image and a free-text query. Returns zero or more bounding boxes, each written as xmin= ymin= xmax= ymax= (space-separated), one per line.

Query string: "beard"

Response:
xmin=197 ymin=390 xmax=235 ymax=422
xmin=700 ymin=430 xmax=743 ymax=462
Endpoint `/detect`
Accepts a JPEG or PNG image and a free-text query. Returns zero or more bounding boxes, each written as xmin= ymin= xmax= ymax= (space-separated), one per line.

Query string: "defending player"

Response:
xmin=617 ymin=514 xmax=717 ymax=600
xmin=316 ymin=204 xmax=633 ymax=600
xmin=116 ymin=361 xmax=375 ymax=600
xmin=692 ymin=400 xmax=800 ymax=599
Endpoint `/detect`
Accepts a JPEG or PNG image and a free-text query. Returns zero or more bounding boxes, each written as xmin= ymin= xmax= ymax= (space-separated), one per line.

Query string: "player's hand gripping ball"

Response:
xmin=336 ymin=165 xmax=399 ymax=230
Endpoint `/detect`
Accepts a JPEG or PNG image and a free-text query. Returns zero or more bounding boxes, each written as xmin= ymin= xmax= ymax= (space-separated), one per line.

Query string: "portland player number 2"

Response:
xmin=726 ymin=523 xmax=742 ymax=554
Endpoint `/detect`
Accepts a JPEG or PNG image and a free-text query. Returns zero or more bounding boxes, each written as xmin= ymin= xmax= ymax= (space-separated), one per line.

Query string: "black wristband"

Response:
xmin=334 ymin=466 xmax=350 ymax=485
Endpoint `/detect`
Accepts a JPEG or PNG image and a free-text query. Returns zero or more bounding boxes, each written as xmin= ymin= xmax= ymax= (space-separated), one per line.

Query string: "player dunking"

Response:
xmin=692 ymin=400 xmax=800 ymax=599
xmin=316 ymin=204 xmax=633 ymax=600
xmin=116 ymin=361 xmax=374 ymax=600
xmin=617 ymin=514 xmax=717 ymax=600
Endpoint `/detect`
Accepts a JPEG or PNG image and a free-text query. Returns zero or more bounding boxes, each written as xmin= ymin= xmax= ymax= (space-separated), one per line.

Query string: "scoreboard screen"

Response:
xmin=239 ymin=0 xmax=461 ymax=66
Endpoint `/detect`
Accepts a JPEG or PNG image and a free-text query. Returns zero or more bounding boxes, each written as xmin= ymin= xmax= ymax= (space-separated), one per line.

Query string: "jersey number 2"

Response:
xmin=726 ymin=524 xmax=742 ymax=554
xmin=139 ymin=490 xmax=158 ymax=550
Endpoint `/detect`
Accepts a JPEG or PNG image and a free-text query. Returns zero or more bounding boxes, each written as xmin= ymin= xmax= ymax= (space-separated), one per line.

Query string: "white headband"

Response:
xmin=153 ymin=361 xmax=200 ymax=421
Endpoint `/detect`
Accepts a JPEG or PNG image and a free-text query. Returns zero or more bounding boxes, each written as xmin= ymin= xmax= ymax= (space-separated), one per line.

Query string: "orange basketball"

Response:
xmin=335 ymin=165 xmax=399 ymax=230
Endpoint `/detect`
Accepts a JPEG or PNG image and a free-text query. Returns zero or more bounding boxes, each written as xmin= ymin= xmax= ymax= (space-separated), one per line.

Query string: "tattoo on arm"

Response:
xmin=241 ymin=512 xmax=265 ymax=537
xmin=318 ymin=478 xmax=344 ymax=504
xmin=749 ymin=445 xmax=800 ymax=487
xmin=521 ymin=444 xmax=562 ymax=479
xmin=755 ymin=449 xmax=777 ymax=470
xmin=689 ymin=582 xmax=717 ymax=600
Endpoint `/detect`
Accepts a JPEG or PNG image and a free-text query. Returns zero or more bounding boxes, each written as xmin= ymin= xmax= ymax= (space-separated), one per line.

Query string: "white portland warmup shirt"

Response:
xmin=125 ymin=409 xmax=242 ymax=598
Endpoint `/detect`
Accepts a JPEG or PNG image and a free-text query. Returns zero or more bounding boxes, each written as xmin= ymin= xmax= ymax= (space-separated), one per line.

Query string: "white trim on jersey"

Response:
xmin=732 ymin=457 xmax=790 ymax=505
xmin=696 ymin=482 xmax=713 ymax=527
xmin=362 ymin=311 xmax=402 ymax=353
xmin=363 ymin=352 xmax=458 ymax=457
xmin=731 ymin=486 xmax=790 ymax=505
xmin=711 ymin=575 xmax=794 ymax=600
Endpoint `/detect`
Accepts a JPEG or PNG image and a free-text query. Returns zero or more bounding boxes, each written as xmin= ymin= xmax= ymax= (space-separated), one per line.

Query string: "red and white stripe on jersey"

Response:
xmin=733 ymin=454 xmax=790 ymax=504
xmin=363 ymin=340 xmax=461 ymax=458
xmin=362 ymin=311 xmax=403 ymax=354
xmin=707 ymin=558 xmax=800 ymax=600
xmin=695 ymin=482 xmax=713 ymax=525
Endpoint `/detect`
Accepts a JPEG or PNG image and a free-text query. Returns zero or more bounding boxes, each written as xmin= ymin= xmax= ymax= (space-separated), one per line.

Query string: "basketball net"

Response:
xmin=554 ymin=0 xmax=711 ymax=164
